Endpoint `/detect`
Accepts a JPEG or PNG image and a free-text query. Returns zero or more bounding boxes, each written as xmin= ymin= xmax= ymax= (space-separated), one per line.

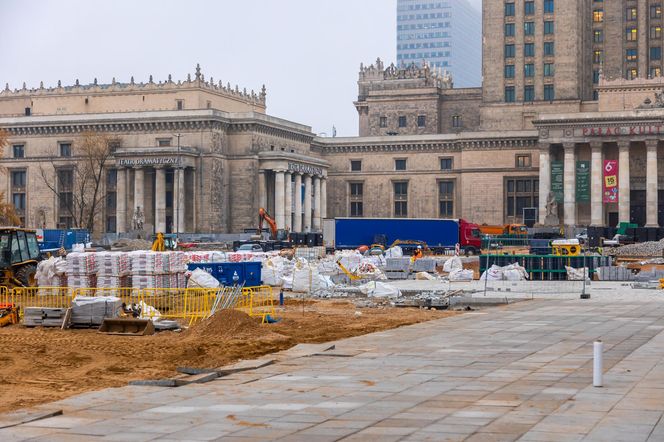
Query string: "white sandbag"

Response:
xmin=565 ymin=266 xmax=589 ymax=281
xmin=449 ymin=269 xmax=474 ymax=281
xmin=318 ymin=274 xmax=335 ymax=289
xmin=334 ymin=250 xmax=362 ymax=273
xmin=384 ymin=246 xmax=403 ymax=258
xmin=186 ymin=268 xmax=220 ymax=288
xmin=262 ymin=256 xmax=286 ymax=287
xmin=415 ymin=272 xmax=436 ymax=280
xmin=356 ymin=262 xmax=387 ymax=281
xmin=317 ymin=258 xmax=339 ymax=275
xmin=479 ymin=264 xmax=503 ymax=281
xmin=443 ymin=256 xmax=463 ymax=273
xmin=479 ymin=262 xmax=528 ymax=281
xmin=359 ymin=281 xmax=401 ymax=298
xmin=292 ymin=259 xmax=320 ymax=292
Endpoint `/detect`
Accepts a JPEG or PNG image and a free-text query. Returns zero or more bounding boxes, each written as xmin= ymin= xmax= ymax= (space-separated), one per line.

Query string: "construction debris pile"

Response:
xmin=605 ymin=239 xmax=664 ymax=257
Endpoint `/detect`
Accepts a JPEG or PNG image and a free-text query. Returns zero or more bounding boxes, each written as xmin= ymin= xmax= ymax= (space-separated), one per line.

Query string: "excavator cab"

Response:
xmin=0 ymin=228 xmax=42 ymax=287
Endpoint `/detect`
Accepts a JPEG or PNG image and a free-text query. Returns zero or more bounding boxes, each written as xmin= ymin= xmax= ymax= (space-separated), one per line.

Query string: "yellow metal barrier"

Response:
xmin=1 ymin=285 xmax=273 ymax=324
xmin=238 ymin=286 xmax=275 ymax=323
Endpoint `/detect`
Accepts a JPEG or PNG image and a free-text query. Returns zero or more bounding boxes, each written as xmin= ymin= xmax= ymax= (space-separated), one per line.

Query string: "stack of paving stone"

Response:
xmin=70 ymin=296 xmax=122 ymax=327
xmin=385 ymin=257 xmax=411 ymax=280
xmin=596 ymin=266 xmax=635 ymax=281
xmin=412 ymin=258 xmax=436 ymax=273
xmin=66 ymin=253 xmax=98 ymax=289
xmin=23 ymin=307 xmax=68 ymax=327
xmin=129 ymin=251 xmax=187 ymax=289
xmin=96 ymin=252 xmax=131 ymax=290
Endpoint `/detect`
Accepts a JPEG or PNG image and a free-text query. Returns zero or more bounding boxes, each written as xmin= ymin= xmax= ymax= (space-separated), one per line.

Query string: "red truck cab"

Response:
xmin=459 ymin=219 xmax=482 ymax=255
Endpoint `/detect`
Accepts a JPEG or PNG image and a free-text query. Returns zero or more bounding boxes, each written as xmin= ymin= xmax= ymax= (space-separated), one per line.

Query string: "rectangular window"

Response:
xmin=379 ymin=116 xmax=387 ymax=128
xmin=350 ymin=160 xmax=362 ymax=172
xmin=593 ymin=9 xmax=604 ymax=22
xmin=398 ymin=116 xmax=407 ymax=128
xmin=524 ymin=85 xmax=535 ymax=102
xmin=59 ymin=143 xmax=71 ymax=157
xmin=505 ymin=86 xmax=516 ymax=102
xmin=12 ymin=193 xmax=25 ymax=211
xmin=505 ymin=44 xmax=515 ymax=58
xmin=452 ymin=115 xmax=462 ymax=128
xmin=544 ymin=41 xmax=555 ymax=56
xmin=544 ymin=21 xmax=554 ymax=34
xmin=626 ymin=7 xmax=637 ymax=21
xmin=651 ymin=47 xmax=662 ymax=61
xmin=106 ymin=216 xmax=117 ymax=233
xmin=395 ymin=159 xmax=407 ymax=171
xmin=593 ymin=50 xmax=603 ymax=64
xmin=593 ymin=69 xmax=601 ymax=84
xmin=651 ymin=26 xmax=662 ymax=39
xmin=11 ymin=170 xmax=26 ymax=188
xmin=12 ymin=145 xmax=24 ymax=159
xmin=438 ymin=181 xmax=454 ymax=217
xmin=350 ymin=182 xmax=363 ymax=217
xmin=652 ymin=5 xmax=662 ymax=19
xmin=157 ymin=138 xmax=172 ymax=147
xmin=417 ymin=115 xmax=426 ymax=127
xmin=626 ymin=27 xmax=638 ymax=41
xmin=544 ymin=84 xmax=555 ymax=101
xmin=626 ymin=48 xmax=638 ymax=62
xmin=544 ymin=63 xmax=555 ymax=77
xmin=524 ymin=1 xmax=535 ymax=15
xmin=524 ymin=43 xmax=535 ymax=57
xmin=176 ymin=99 xmax=184 ymax=110
xmin=524 ymin=22 xmax=535 ymax=35
xmin=594 ymin=29 xmax=604 ymax=43
xmin=504 ymin=64 xmax=515 ymax=78
xmin=505 ymin=2 xmax=515 ymax=16
xmin=544 ymin=0 xmax=554 ymax=14
xmin=394 ymin=182 xmax=408 ymax=217
xmin=505 ymin=178 xmax=539 ymax=221
xmin=627 ymin=68 xmax=638 ymax=79
xmin=516 ymin=154 xmax=532 ymax=168
xmin=440 ymin=157 xmax=453 ymax=171
xmin=524 ymin=64 xmax=535 ymax=77
xmin=651 ymin=67 xmax=662 ymax=78
xmin=505 ymin=23 xmax=515 ymax=37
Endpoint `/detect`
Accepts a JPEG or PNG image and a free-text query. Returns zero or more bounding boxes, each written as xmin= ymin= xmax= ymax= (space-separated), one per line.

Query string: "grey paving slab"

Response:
xmin=6 ymin=296 xmax=664 ymax=440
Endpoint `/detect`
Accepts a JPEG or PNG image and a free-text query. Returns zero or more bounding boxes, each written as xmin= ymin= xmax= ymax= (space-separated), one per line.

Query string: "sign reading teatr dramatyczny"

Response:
xmin=116 ymin=157 xmax=181 ymax=167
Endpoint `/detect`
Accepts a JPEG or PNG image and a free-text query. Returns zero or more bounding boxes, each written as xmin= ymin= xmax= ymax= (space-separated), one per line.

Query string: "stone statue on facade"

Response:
xmin=544 ymin=192 xmax=560 ymax=226
xmin=132 ymin=206 xmax=144 ymax=231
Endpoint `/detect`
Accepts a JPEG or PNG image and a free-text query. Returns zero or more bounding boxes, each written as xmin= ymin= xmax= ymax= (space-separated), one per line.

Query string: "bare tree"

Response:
xmin=0 ymin=128 xmax=21 ymax=225
xmin=39 ymin=131 xmax=116 ymax=232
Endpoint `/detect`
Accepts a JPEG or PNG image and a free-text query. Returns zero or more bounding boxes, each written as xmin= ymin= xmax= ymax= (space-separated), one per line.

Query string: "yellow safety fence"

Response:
xmin=0 ymin=285 xmax=275 ymax=326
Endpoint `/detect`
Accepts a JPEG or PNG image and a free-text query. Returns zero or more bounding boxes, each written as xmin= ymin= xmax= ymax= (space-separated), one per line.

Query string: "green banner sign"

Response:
xmin=551 ymin=161 xmax=564 ymax=203
xmin=576 ymin=161 xmax=590 ymax=202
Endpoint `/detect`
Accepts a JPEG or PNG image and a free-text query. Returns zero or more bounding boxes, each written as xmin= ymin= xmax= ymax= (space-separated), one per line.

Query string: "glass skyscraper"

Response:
xmin=397 ymin=0 xmax=482 ymax=87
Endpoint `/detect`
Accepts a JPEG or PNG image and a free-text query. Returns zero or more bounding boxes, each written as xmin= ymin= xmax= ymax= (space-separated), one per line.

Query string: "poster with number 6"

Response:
xmin=603 ymin=160 xmax=618 ymax=203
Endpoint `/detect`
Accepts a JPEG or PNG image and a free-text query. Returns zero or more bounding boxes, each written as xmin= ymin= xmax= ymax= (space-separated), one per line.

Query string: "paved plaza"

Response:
xmin=4 ymin=293 xmax=664 ymax=441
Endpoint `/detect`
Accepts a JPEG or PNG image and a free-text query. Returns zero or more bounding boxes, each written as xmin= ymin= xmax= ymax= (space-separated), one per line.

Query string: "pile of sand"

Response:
xmin=185 ymin=309 xmax=262 ymax=339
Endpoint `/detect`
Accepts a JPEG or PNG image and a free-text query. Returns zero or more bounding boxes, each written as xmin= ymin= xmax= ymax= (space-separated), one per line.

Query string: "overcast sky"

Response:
xmin=0 ymin=0 xmax=481 ymax=137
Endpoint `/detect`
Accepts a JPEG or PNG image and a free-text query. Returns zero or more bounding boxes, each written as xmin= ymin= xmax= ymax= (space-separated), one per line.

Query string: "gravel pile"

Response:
xmin=606 ymin=239 xmax=664 ymax=257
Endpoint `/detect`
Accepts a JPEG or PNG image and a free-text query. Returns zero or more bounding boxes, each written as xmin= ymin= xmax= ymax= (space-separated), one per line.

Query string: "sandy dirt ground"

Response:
xmin=0 ymin=299 xmax=456 ymax=413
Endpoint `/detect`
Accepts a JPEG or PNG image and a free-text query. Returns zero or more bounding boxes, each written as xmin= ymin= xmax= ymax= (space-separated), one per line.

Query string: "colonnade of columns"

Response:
xmin=538 ymin=140 xmax=659 ymax=227
xmin=115 ymin=166 xmax=189 ymax=234
xmin=261 ymin=169 xmax=327 ymax=232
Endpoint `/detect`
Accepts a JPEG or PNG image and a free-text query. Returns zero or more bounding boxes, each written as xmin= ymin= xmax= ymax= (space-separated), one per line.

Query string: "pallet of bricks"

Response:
xmin=67 ymin=252 xmax=98 ymax=290
xmin=96 ymin=252 xmax=131 ymax=295
xmin=385 ymin=257 xmax=411 ymax=280
xmin=129 ymin=251 xmax=187 ymax=289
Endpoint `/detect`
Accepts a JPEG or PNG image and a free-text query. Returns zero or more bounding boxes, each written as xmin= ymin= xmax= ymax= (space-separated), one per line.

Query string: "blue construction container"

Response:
xmin=187 ymin=262 xmax=262 ymax=287
xmin=39 ymin=229 xmax=90 ymax=251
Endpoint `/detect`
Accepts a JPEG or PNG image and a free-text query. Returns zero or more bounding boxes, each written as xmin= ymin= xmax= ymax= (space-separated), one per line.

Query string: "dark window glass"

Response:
xmin=417 ymin=115 xmax=426 ymax=127
xmin=440 ymin=158 xmax=453 ymax=170
xmin=12 ymin=145 xmax=24 ymax=158
xmin=395 ymin=159 xmax=407 ymax=171
xmin=398 ymin=116 xmax=407 ymax=127
xmin=59 ymin=143 xmax=71 ymax=157
xmin=351 ymin=160 xmax=362 ymax=172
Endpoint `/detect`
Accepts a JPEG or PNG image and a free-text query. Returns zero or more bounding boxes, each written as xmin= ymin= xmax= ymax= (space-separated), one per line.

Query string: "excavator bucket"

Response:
xmin=98 ymin=318 xmax=155 ymax=336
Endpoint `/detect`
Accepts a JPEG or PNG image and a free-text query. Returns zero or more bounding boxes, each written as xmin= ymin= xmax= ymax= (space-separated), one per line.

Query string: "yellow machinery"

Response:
xmin=151 ymin=233 xmax=177 ymax=252
xmin=336 ymin=258 xmax=361 ymax=281
xmin=0 ymin=228 xmax=41 ymax=287
xmin=0 ymin=303 xmax=19 ymax=327
xmin=551 ymin=239 xmax=581 ymax=256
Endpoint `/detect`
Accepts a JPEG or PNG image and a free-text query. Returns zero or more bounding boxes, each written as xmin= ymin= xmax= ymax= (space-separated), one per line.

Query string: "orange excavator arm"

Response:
xmin=258 ymin=208 xmax=278 ymax=240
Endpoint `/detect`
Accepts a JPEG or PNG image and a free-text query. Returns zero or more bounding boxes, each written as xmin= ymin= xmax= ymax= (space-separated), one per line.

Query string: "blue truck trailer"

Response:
xmin=330 ymin=218 xmax=482 ymax=255
xmin=37 ymin=229 xmax=90 ymax=252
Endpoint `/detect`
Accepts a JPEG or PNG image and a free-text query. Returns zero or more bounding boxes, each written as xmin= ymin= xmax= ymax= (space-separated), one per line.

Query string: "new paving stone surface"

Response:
xmin=5 ymin=291 xmax=664 ymax=441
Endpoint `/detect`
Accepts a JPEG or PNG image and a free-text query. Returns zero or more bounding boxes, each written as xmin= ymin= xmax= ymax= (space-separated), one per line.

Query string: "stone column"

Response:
xmin=133 ymin=167 xmax=144 ymax=228
xmin=274 ymin=170 xmax=285 ymax=229
xmin=303 ymin=174 xmax=312 ymax=232
xmin=155 ymin=166 xmax=166 ymax=233
xmin=116 ymin=167 xmax=127 ymax=233
xmin=590 ymin=142 xmax=604 ymax=227
xmin=538 ymin=145 xmax=551 ymax=226
xmin=618 ymin=141 xmax=631 ymax=224
xmin=646 ymin=140 xmax=659 ymax=227
xmin=258 ymin=170 xmax=267 ymax=210
xmin=175 ymin=168 xmax=186 ymax=233
xmin=313 ymin=176 xmax=321 ymax=230
xmin=563 ymin=143 xmax=576 ymax=226
xmin=321 ymin=177 xmax=327 ymax=220
xmin=284 ymin=172 xmax=292 ymax=231
xmin=293 ymin=173 xmax=302 ymax=232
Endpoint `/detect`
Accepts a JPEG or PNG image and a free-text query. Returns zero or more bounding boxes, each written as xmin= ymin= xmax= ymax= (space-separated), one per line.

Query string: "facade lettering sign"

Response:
xmin=288 ymin=162 xmax=323 ymax=176
xmin=579 ymin=125 xmax=664 ymax=137
xmin=117 ymin=157 xmax=181 ymax=167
